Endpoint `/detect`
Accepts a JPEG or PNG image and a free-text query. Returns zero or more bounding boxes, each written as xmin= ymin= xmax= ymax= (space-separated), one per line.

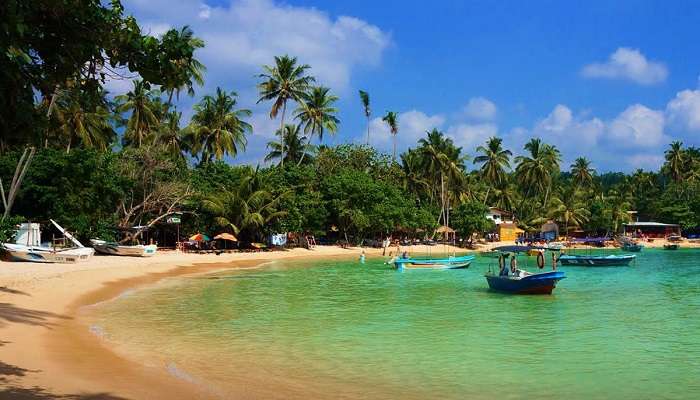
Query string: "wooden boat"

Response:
xmin=558 ymin=254 xmax=635 ymax=266
xmin=484 ymin=246 xmax=565 ymax=294
xmin=663 ymin=243 xmax=679 ymax=250
xmin=90 ymin=239 xmax=157 ymax=257
xmin=2 ymin=243 xmax=94 ymax=263
xmin=621 ymin=243 xmax=643 ymax=252
xmin=485 ymin=270 xmax=566 ymax=294
xmin=1 ymin=219 xmax=94 ymax=263
xmin=394 ymin=255 xmax=474 ymax=270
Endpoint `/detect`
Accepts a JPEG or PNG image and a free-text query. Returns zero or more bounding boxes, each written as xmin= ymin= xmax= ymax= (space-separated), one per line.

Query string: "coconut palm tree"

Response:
xmin=359 ymin=90 xmax=371 ymax=144
xmin=515 ymin=138 xmax=561 ymax=207
xmin=294 ymin=86 xmax=339 ymax=166
xmin=154 ymin=111 xmax=190 ymax=159
xmin=188 ymin=87 xmax=252 ymax=163
xmin=265 ymin=124 xmax=314 ymax=166
xmin=550 ymin=185 xmax=590 ymax=238
xmin=570 ymin=157 xmax=595 ymax=189
xmin=474 ymin=136 xmax=512 ymax=204
xmin=159 ymin=26 xmax=206 ymax=107
xmin=53 ymin=88 xmax=115 ymax=153
xmin=400 ymin=148 xmax=431 ymax=200
xmin=664 ymin=141 xmax=685 ymax=182
xmin=382 ymin=111 xmax=399 ymax=160
xmin=115 ymin=80 xmax=160 ymax=148
xmin=203 ymin=167 xmax=288 ymax=239
xmin=257 ymin=55 xmax=315 ymax=131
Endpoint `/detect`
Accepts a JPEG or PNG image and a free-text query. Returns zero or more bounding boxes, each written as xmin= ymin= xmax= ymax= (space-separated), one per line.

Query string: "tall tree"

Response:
xmin=294 ymin=86 xmax=339 ymax=166
xmin=474 ymin=137 xmax=512 ymax=205
xmin=158 ymin=26 xmax=206 ymax=106
xmin=664 ymin=141 xmax=685 ymax=182
xmin=382 ymin=111 xmax=399 ymax=160
xmin=515 ymin=138 xmax=561 ymax=207
xmin=359 ymin=90 xmax=371 ymax=144
xmin=188 ymin=88 xmax=251 ymax=163
xmin=265 ymin=124 xmax=314 ymax=166
xmin=53 ymin=87 xmax=115 ymax=153
xmin=550 ymin=185 xmax=590 ymax=238
xmin=257 ymin=55 xmax=315 ymax=132
xmin=115 ymin=80 xmax=160 ymax=148
xmin=570 ymin=157 xmax=595 ymax=189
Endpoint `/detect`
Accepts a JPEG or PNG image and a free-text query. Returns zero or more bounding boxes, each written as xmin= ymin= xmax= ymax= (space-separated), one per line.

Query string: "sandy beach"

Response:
xmin=0 ymin=244 xmax=464 ymax=399
xmin=1 ymin=239 xmax=697 ymax=399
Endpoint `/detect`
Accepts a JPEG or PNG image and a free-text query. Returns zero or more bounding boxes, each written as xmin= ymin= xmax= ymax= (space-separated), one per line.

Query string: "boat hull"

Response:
xmin=91 ymin=240 xmax=157 ymax=257
xmin=485 ymin=271 xmax=566 ymax=295
xmin=622 ymin=244 xmax=643 ymax=252
xmin=558 ymin=254 xmax=635 ymax=266
xmin=394 ymin=255 xmax=474 ymax=270
xmin=398 ymin=261 xmax=471 ymax=270
xmin=2 ymin=244 xmax=94 ymax=263
xmin=663 ymin=244 xmax=679 ymax=250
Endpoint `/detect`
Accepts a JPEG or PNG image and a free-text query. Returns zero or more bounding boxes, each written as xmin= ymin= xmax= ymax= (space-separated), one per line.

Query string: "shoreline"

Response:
xmin=1 ymin=245 xmax=451 ymax=399
xmin=1 ymin=241 xmax=697 ymax=398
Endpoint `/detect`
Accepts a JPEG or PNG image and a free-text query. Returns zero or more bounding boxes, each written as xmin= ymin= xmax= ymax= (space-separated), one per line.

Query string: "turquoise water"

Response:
xmin=89 ymin=250 xmax=700 ymax=399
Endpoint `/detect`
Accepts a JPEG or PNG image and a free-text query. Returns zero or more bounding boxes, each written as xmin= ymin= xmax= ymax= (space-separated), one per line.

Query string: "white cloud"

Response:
xmin=142 ymin=22 xmax=171 ymax=37
xmin=625 ymin=154 xmax=665 ymax=170
xmin=666 ymin=88 xmax=700 ymax=133
xmin=581 ymin=47 xmax=668 ymax=85
xmin=125 ymin=0 xmax=390 ymax=91
xmin=461 ymin=97 xmax=497 ymax=121
xmin=446 ymin=123 xmax=498 ymax=152
xmin=607 ymin=104 xmax=667 ymax=148
xmin=533 ymin=104 xmax=604 ymax=148
xmin=369 ymin=110 xmax=445 ymax=150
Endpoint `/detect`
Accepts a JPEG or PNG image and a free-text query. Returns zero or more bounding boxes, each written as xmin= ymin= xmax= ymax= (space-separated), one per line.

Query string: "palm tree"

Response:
xmin=382 ymin=111 xmax=399 ymax=160
xmin=188 ymin=87 xmax=252 ymax=163
xmin=473 ymin=137 xmax=512 ymax=204
xmin=265 ymin=124 xmax=314 ymax=166
xmin=257 ymin=55 xmax=315 ymax=131
xmin=400 ymin=149 xmax=431 ymax=200
xmin=607 ymin=189 xmax=632 ymax=233
xmin=203 ymin=167 xmax=288 ymax=239
xmin=570 ymin=157 xmax=595 ymax=189
xmin=159 ymin=26 xmax=206 ymax=106
xmin=115 ymin=80 xmax=160 ymax=148
xmin=154 ymin=111 xmax=189 ymax=159
xmin=515 ymin=138 xmax=561 ymax=207
xmin=53 ymin=88 xmax=115 ymax=153
xmin=359 ymin=90 xmax=371 ymax=144
xmin=294 ymin=86 xmax=339 ymax=166
xmin=550 ymin=185 xmax=590 ymax=238
xmin=664 ymin=141 xmax=685 ymax=182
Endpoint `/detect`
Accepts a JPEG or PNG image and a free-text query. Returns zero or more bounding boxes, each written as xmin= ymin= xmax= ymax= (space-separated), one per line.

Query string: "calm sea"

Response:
xmin=87 ymin=249 xmax=700 ymax=399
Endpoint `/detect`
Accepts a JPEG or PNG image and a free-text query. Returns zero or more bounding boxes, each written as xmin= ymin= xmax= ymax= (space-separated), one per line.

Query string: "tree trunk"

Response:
xmin=280 ymin=101 xmax=287 ymax=132
xmin=392 ymin=133 xmax=397 ymax=160
xmin=366 ymin=116 xmax=370 ymax=145
xmin=297 ymin=133 xmax=313 ymax=167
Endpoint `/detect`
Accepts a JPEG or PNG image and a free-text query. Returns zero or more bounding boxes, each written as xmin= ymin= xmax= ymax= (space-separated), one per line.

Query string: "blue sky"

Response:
xmin=117 ymin=0 xmax=700 ymax=172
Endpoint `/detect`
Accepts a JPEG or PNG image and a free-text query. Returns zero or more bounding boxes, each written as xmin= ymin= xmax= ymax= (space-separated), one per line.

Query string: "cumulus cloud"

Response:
xmin=607 ymin=104 xmax=667 ymax=148
xmin=533 ymin=104 xmax=604 ymax=148
xmin=124 ymin=0 xmax=390 ymax=91
xmin=581 ymin=47 xmax=668 ymax=85
xmin=446 ymin=123 xmax=498 ymax=152
xmin=369 ymin=110 xmax=445 ymax=151
xmin=666 ymin=88 xmax=700 ymax=133
xmin=461 ymin=97 xmax=497 ymax=121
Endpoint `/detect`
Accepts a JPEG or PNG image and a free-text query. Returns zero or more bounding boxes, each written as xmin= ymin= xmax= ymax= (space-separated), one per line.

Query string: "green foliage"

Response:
xmin=451 ymin=201 xmax=494 ymax=237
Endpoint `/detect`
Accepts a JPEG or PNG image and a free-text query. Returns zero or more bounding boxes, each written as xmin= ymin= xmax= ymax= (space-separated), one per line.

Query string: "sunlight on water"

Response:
xmin=88 ymin=250 xmax=700 ymax=399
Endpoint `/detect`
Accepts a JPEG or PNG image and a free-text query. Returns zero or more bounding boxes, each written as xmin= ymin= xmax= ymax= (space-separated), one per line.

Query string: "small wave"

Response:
xmin=167 ymin=362 xmax=196 ymax=383
xmin=89 ymin=324 xmax=106 ymax=338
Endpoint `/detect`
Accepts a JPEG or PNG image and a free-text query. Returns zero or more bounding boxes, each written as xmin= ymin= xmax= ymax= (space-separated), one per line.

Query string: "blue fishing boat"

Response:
xmin=393 ymin=254 xmax=474 ymax=270
xmin=484 ymin=246 xmax=565 ymax=294
xmin=558 ymin=253 xmax=635 ymax=266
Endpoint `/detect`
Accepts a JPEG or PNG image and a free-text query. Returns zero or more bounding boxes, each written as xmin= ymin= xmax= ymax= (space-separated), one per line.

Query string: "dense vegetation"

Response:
xmin=2 ymin=0 xmax=699 ymax=245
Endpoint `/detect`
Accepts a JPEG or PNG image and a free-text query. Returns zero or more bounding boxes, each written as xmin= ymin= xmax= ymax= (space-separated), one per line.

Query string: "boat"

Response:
xmin=617 ymin=237 xmax=643 ymax=252
xmin=1 ymin=220 xmax=94 ymax=263
xmin=663 ymin=243 xmax=679 ymax=250
xmin=547 ymin=242 xmax=564 ymax=250
xmin=484 ymin=246 xmax=565 ymax=294
xmin=393 ymin=254 xmax=474 ymax=270
xmin=558 ymin=253 xmax=635 ymax=266
xmin=90 ymin=239 xmax=157 ymax=257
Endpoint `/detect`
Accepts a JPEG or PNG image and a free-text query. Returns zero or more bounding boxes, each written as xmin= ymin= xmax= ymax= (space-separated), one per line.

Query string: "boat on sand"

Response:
xmin=90 ymin=239 xmax=157 ymax=257
xmin=1 ymin=220 xmax=94 ymax=263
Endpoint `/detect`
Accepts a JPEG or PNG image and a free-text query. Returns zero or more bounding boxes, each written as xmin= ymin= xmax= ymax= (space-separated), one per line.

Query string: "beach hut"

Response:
xmin=214 ymin=233 xmax=238 ymax=250
xmin=435 ymin=225 xmax=455 ymax=242
xmin=498 ymin=223 xmax=524 ymax=242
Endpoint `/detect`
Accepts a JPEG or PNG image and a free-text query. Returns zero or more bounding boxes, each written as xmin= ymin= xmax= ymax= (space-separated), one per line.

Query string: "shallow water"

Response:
xmin=89 ymin=249 xmax=700 ymax=399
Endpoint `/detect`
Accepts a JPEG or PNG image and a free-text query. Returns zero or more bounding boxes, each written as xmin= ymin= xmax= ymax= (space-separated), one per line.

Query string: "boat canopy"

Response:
xmin=491 ymin=245 xmax=548 ymax=253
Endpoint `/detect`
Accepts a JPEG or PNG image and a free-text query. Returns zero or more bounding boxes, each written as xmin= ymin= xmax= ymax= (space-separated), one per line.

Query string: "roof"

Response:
xmin=488 ymin=207 xmax=512 ymax=216
xmin=435 ymin=225 xmax=455 ymax=233
xmin=624 ymin=222 xmax=680 ymax=227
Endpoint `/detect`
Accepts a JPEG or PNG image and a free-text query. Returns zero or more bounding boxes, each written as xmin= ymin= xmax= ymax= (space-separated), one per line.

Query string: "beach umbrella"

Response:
xmin=213 ymin=233 xmax=238 ymax=242
xmin=189 ymin=233 xmax=210 ymax=241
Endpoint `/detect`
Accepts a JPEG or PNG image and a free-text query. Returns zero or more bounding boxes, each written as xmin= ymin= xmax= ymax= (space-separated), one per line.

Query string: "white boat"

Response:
xmin=90 ymin=239 xmax=157 ymax=257
xmin=1 ymin=219 xmax=94 ymax=263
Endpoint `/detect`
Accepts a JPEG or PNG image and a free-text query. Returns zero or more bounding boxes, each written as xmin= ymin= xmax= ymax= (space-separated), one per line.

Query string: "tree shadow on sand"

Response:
xmin=0 ymin=359 xmax=126 ymax=400
xmin=0 ymin=303 xmax=70 ymax=328
xmin=0 ymin=287 xmax=30 ymax=296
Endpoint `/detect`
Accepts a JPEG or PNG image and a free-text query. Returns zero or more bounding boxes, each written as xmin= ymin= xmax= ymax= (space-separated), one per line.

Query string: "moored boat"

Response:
xmin=663 ymin=243 xmax=679 ymax=250
xmin=484 ymin=246 xmax=565 ymax=295
xmin=393 ymin=254 xmax=474 ymax=270
xmin=1 ymin=220 xmax=94 ymax=263
xmin=90 ymin=239 xmax=157 ymax=257
xmin=558 ymin=253 xmax=635 ymax=266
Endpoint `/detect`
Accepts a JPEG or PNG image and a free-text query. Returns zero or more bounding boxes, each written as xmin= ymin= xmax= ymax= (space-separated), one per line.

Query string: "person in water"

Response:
xmin=360 ymin=249 xmax=366 ymax=263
